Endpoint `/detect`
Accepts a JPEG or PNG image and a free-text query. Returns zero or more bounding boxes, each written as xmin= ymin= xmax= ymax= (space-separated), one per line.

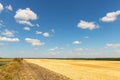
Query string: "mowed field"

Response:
xmin=0 ymin=59 xmax=70 ymax=80
xmin=26 ymin=59 xmax=120 ymax=80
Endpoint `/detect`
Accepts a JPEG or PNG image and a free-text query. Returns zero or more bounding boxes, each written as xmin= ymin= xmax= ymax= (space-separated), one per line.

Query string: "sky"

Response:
xmin=0 ymin=0 xmax=120 ymax=58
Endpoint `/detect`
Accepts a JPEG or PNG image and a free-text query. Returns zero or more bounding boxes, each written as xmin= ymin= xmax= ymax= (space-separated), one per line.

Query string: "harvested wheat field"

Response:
xmin=26 ymin=59 xmax=120 ymax=80
xmin=0 ymin=59 xmax=71 ymax=80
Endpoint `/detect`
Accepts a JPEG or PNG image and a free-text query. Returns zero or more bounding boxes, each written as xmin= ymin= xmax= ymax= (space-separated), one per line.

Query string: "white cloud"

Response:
xmin=50 ymin=49 xmax=56 ymax=51
xmin=6 ymin=5 xmax=12 ymax=11
xmin=0 ymin=37 xmax=19 ymax=42
xmin=73 ymin=41 xmax=82 ymax=45
xmin=101 ymin=10 xmax=120 ymax=22
xmin=77 ymin=20 xmax=99 ymax=30
xmin=18 ymin=20 xmax=34 ymax=26
xmin=43 ymin=32 xmax=50 ymax=37
xmin=51 ymin=29 xmax=55 ymax=33
xmin=36 ymin=24 xmax=40 ymax=27
xmin=14 ymin=8 xmax=38 ymax=26
xmin=0 ymin=3 xmax=4 ymax=12
xmin=106 ymin=43 xmax=120 ymax=48
xmin=84 ymin=36 xmax=89 ymax=39
xmin=50 ymin=47 xmax=58 ymax=51
xmin=75 ymin=48 xmax=84 ymax=51
xmin=0 ymin=20 xmax=4 ymax=27
xmin=1 ymin=29 xmax=14 ymax=37
xmin=14 ymin=8 xmax=37 ymax=21
xmin=25 ymin=38 xmax=44 ymax=46
xmin=36 ymin=31 xmax=42 ymax=34
xmin=23 ymin=27 xmax=30 ymax=31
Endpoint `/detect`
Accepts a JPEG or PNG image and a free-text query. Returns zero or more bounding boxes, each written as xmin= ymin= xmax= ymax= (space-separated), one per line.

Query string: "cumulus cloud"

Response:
xmin=14 ymin=8 xmax=38 ymax=26
xmin=106 ymin=43 xmax=120 ymax=48
xmin=0 ymin=3 xmax=4 ymax=12
xmin=77 ymin=20 xmax=99 ymax=30
xmin=18 ymin=20 xmax=34 ymax=26
xmin=23 ymin=27 xmax=30 ymax=31
xmin=1 ymin=29 xmax=14 ymax=37
xmin=73 ymin=41 xmax=82 ymax=45
xmin=0 ymin=37 xmax=19 ymax=42
xmin=6 ymin=5 xmax=12 ymax=11
xmin=43 ymin=32 xmax=50 ymax=37
xmin=101 ymin=10 xmax=120 ymax=22
xmin=25 ymin=38 xmax=44 ymax=46
xmin=36 ymin=31 xmax=42 ymax=34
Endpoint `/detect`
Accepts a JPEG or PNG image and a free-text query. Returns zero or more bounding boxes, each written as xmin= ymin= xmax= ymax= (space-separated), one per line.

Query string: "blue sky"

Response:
xmin=0 ymin=0 xmax=120 ymax=58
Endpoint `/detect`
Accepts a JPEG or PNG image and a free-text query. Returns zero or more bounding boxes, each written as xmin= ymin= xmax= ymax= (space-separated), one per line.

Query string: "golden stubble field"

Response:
xmin=0 ymin=59 xmax=71 ymax=80
xmin=26 ymin=59 xmax=120 ymax=80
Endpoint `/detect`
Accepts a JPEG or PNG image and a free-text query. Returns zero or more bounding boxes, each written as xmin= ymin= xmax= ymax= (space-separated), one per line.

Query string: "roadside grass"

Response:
xmin=0 ymin=58 xmax=23 ymax=80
